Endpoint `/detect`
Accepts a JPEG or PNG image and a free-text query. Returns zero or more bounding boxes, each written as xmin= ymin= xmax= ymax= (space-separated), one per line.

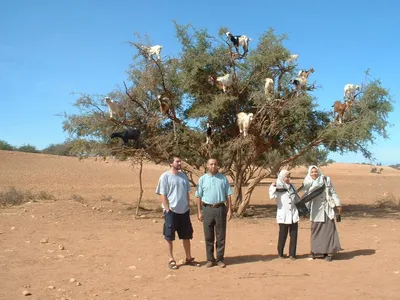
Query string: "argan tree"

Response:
xmin=63 ymin=23 xmax=393 ymax=216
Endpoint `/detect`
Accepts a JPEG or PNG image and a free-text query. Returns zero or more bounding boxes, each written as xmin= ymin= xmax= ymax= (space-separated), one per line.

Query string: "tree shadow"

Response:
xmin=334 ymin=249 xmax=376 ymax=260
xmin=225 ymin=254 xmax=277 ymax=265
xmin=241 ymin=204 xmax=400 ymax=219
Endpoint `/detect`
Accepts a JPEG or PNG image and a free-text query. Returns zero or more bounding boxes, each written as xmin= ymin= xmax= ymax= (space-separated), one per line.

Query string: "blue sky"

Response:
xmin=1 ymin=0 xmax=399 ymax=165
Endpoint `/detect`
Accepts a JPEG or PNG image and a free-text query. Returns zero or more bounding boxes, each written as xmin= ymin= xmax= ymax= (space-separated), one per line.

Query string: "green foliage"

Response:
xmin=62 ymin=22 xmax=393 ymax=214
xmin=0 ymin=140 xmax=15 ymax=151
xmin=42 ymin=142 xmax=73 ymax=156
xmin=17 ymin=144 xmax=40 ymax=153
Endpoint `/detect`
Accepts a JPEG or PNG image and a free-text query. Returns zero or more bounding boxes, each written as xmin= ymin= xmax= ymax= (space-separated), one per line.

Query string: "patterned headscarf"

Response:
xmin=303 ymin=165 xmax=325 ymax=192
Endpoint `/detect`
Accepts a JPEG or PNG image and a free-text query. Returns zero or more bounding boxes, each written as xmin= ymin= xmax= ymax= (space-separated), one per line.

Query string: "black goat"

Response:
xmin=110 ymin=128 xmax=141 ymax=148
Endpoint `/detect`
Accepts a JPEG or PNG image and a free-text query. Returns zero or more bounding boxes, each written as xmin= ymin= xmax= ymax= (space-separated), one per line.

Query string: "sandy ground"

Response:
xmin=1 ymin=150 xmax=400 ymax=300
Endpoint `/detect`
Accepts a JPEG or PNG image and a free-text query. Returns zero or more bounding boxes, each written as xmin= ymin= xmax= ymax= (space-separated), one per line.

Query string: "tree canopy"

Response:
xmin=62 ymin=23 xmax=393 ymax=216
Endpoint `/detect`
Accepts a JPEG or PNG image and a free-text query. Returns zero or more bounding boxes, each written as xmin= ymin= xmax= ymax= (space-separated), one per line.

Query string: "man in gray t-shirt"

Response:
xmin=155 ymin=155 xmax=200 ymax=270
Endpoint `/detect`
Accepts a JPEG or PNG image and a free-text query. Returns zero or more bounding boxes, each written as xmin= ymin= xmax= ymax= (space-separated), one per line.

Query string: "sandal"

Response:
xmin=184 ymin=257 xmax=201 ymax=267
xmin=168 ymin=260 xmax=179 ymax=270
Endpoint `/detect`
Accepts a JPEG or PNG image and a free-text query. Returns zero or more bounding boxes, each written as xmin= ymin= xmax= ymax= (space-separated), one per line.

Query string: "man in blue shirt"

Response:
xmin=196 ymin=158 xmax=232 ymax=268
xmin=156 ymin=154 xmax=200 ymax=270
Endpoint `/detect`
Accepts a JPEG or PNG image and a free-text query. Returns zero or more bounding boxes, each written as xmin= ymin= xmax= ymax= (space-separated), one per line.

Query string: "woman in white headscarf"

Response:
xmin=303 ymin=165 xmax=342 ymax=261
xmin=269 ymin=169 xmax=300 ymax=260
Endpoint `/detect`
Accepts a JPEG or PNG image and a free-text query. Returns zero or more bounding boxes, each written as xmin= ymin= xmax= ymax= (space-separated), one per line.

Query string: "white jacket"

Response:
xmin=269 ymin=183 xmax=299 ymax=224
xmin=307 ymin=176 xmax=341 ymax=222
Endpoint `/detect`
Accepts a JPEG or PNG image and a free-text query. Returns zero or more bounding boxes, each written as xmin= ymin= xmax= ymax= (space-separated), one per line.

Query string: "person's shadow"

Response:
xmin=224 ymin=249 xmax=376 ymax=265
xmin=224 ymin=254 xmax=277 ymax=265
xmin=333 ymin=249 xmax=376 ymax=260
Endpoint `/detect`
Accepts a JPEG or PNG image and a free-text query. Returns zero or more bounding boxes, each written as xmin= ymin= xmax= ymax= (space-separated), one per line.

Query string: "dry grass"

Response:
xmin=373 ymin=191 xmax=399 ymax=208
xmin=0 ymin=187 xmax=56 ymax=207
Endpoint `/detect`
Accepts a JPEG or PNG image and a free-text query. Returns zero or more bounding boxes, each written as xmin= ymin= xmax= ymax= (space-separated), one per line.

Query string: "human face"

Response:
xmin=207 ymin=159 xmax=218 ymax=175
xmin=310 ymin=167 xmax=319 ymax=180
xmin=170 ymin=157 xmax=182 ymax=171
xmin=283 ymin=173 xmax=291 ymax=184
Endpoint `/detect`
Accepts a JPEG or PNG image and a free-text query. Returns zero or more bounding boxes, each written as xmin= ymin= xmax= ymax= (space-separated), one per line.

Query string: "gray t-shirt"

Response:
xmin=155 ymin=171 xmax=191 ymax=214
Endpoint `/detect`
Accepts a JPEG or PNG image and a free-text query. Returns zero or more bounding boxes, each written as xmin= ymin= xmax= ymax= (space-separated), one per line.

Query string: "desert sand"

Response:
xmin=1 ymin=150 xmax=399 ymax=300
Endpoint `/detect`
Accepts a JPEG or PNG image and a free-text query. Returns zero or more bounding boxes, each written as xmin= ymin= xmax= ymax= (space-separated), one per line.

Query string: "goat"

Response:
xmin=157 ymin=94 xmax=182 ymax=124
xmin=332 ymin=99 xmax=354 ymax=124
xmin=290 ymin=77 xmax=308 ymax=95
xmin=140 ymin=45 xmax=163 ymax=60
xmin=105 ymin=97 xmax=125 ymax=119
xmin=237 ymin=112 xmax=254 ymax=137
xmin=206 ymin=123 xmax=213 ymax=144
xmin=110 ymin=128 xmax=141 ymax=148
xmin=286 ymin=54 xmax=299 ymax=63
xmin=344 ymin=84 xmax=360 ymax=100
xmin=264 ymin=78 xmax=274 ymax=96
xmin=297 ymin=68 xmax=314 ymax=79
xmin=216 ymin=71 xmax=234 ymax=93
xmin=225 ymin=32 xmax=251 ymax=55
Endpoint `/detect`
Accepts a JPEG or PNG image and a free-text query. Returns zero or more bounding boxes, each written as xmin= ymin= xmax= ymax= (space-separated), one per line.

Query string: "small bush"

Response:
xmin=71 ymin=194 xmax=85 ymax=203
xmin=374 ymin=192 xmax=399 ymax=208
xmin=101 ymin=195 xmax=115 ymax=202
xmin=0 ymin=187 xmax=56 ymax=207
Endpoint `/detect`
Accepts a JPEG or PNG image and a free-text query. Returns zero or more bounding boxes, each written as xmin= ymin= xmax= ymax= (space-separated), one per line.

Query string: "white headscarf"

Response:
xmin=277 ymin=169 xmax=291 ymax=189
xmin=303 ymin=165 xmax=325 ymax=192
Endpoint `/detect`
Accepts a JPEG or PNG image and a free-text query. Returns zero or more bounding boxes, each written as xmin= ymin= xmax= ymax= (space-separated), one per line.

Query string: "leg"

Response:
xmin=203 ymin=206 xmax=216 ymax=262
xmin=215 ymin=205 xmax=227 ymax=263
xmin=277 ymin=224 xmax=289 ymax=257
xmin=289 ymin=222 xmax=298 ymax=257
xmin=182 ymin=239 xmax=192 ymax=260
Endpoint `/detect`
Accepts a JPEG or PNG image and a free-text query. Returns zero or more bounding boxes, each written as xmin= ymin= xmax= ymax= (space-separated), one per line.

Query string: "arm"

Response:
xmin=160 ymin=194 xmax=170 ymax=212
xmin=226 ymin=194 xmax=232 ymax=221
xmin=195 ymin=177 xmax=203 ymax=221
xmin=269 ymin=182 xmax=277 ymax=200
xmin=328 ymin=177 xmax=342 ymax=213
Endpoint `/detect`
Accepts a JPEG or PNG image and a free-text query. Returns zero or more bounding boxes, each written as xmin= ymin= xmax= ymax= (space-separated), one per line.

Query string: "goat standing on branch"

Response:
xmin=225 ymin=32 xmax=251 ymax=56
xmin=237 ymin=112 xmax=254 ymax=137
xmin=140 ymin=45 xmax=163 ymax=61
xmin=110 ymin=128 xmax=141 ymax=148
xmin=332 ymin=99 xmax=354 ymax=124
xmin=216 ymin=70 xmax=234 ymax=93
xmin=264 ymin=78 xmax=274 ymax=98
xmin=344 ymin=84 xmax=361 ymax=100
xmin=206 ymin=123 xmax=213 ymax=144
xmin=105 ymin=97 xmax=125 ymax=119
xmin=157 ymin=94 xmax=182 ymax=124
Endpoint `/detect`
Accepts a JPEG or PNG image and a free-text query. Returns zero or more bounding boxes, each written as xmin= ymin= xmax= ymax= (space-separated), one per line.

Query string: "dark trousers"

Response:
xmin=277 ymin=222 xmax=298 ymax=257
xmin=203 ymin=205 xmax=227 ymax=262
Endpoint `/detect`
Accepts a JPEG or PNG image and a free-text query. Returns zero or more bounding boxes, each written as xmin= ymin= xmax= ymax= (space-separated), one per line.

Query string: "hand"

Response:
xmin=336 ymin=206 xmax=343 ymax=214
xmin=197 ymin=212 xmax=203 ymax=222
xmin=227 ymin=209 xmax=232 ymax=221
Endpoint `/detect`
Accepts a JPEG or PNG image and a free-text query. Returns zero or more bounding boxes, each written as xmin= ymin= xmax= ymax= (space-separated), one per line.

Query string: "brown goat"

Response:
xmin=333 ymin=99 xmax=354 ymax=124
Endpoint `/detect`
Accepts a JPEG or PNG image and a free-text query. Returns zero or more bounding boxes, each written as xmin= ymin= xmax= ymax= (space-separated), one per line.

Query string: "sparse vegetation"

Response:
xmin=374 ymin=192 xmax=399 ymax=208
xmin=0 ymin=187 xmax=56 ymax=207
xmin=370 ymin=166 xmax=384 ymax=174
xmin=389 ymin=164 xmax=400 ymax=170
xmin=101 ymin=195 xmax=115 ymax=202
xmin=71 ymin=194 xmax=85 ymax=203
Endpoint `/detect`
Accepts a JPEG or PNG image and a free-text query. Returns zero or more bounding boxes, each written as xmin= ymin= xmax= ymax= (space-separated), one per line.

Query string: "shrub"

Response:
xmin=0 ymin=187 xmax=56 ymax=207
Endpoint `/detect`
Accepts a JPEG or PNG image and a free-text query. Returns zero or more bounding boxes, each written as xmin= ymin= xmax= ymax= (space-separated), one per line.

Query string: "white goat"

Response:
xmin=140 ymin=45 xmax=163 ymax=60
xmin=264 ymin=78 xmax=274 ymax=96
xmin=216 ymin=71 xmax=234 ymax=93
xmin=344 ymin=84 xmax=360 ymax=100
xmin=286 ymin=54 xmax=298 ymax=63
xmin=226 ymin=32 xmax=251 ymax=55
xmin=237 ymin=112 xmax=254 ymax=137
xmin=105 ymin=97 xmax=125 ymax=119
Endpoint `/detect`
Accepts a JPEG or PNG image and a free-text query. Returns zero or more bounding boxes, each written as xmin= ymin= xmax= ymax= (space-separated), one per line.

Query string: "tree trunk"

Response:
xmin=236 ymin=170 xmax=268 ymax=216
xmin=135 ymin=156 xmax=144 ymax=216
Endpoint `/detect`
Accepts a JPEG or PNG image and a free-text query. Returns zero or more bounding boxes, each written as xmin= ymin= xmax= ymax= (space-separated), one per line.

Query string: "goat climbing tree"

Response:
xmin=63 ymin=23 xmax=393 ymax=216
